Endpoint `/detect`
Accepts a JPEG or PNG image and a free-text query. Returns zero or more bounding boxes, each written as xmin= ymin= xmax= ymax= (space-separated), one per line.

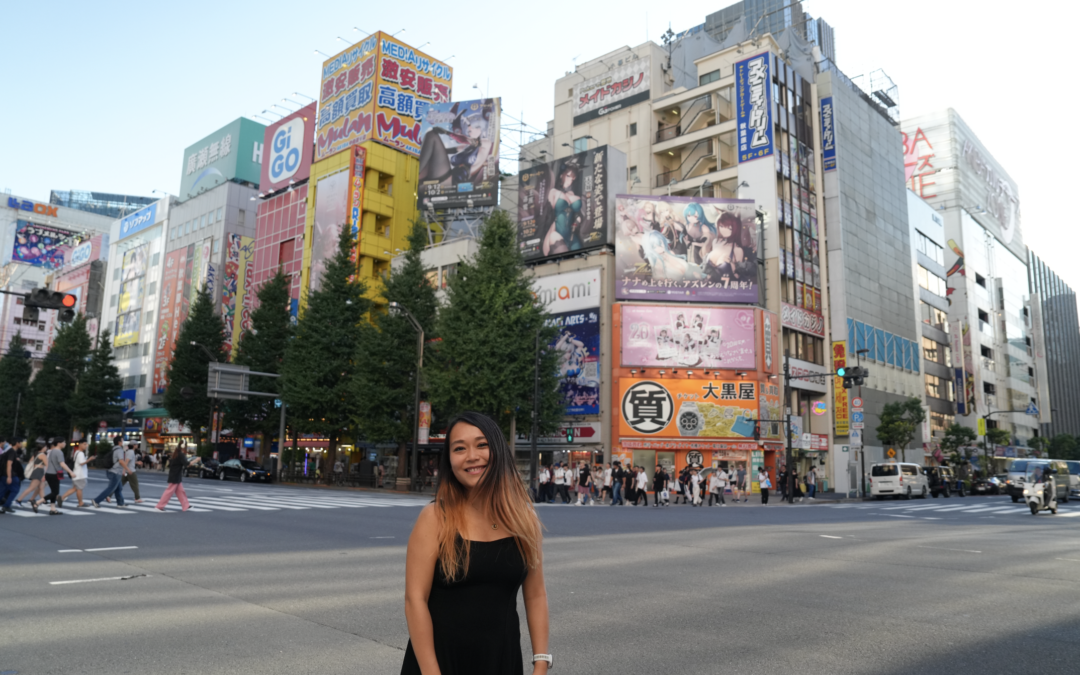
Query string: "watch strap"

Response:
xmin=532 ymin=653 xmax=553 ymax=668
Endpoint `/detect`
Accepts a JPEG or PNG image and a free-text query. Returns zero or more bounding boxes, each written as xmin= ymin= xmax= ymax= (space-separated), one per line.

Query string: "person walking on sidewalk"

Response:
xmin=0 ymin=439 xmax=25 ymax=514
xmin=708 ymin=469 xmax=725 ymax=506
xmin=802 ymin=466 xmax=817 ymax=502
xmin=610 ymin=462 xmax=624 ymax=506
xmin=122 ymin=442 xmax=145 ymax=504
xmin=60 ymin=441 xmax=90 ymax=508
xmin=601 ymin=462 xmax=613 ymax=504
xmin=758 ymin=466 xmax=772 ymax=505
xmin=157 ymin=444 xmax=191 ymax=511
xmin=16 ymin=443 xmax=48 ymax=512
xmin=690 ymin=467 xmax=703 ymax=506
xmin=92 ymin=440 xmax=130 ymax=509
xmin=40 ymin=438 xmax=74 ymax=515
xmin=538 ymin=464 xmax=551 ymax=503
xmin=733 ymin=465 xmax=748 ymax=503
xmin=652 ymin=465 xmax=667 ymax=507
xmin=633 ymin=466 xmax=649 ymax=505
xmin=778 ymin=466 xmax=789 ymax=502
xmin=552 ymin=463 xmax=567 ymax=503
xmin=575 ymin=461 xmax=593 ymax=505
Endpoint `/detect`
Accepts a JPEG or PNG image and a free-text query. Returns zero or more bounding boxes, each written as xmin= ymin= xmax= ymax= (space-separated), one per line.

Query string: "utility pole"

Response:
xmin=389 ymin=302 xmax=424 ymax=489
xmin=530 ymin=329 xmax=541 ymax=496
xmin=855 ymin=348 xmax=869 ymax=498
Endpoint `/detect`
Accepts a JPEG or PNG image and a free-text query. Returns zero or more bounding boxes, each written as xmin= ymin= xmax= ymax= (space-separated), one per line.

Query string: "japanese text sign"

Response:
xmin=820 ymin=97 xmax=836 ymax=172
xmin=736 ymin=52 xmax=774 ymax=163
xmin=832 ymin=341 xmax=849 ymax=436
xmin=572 ymin=56 xmax=650 ymax=125
xmin=11 ymin=220 xmax=75 ymax=269
xmin=619 ymin=378 xmax=761 ymax=440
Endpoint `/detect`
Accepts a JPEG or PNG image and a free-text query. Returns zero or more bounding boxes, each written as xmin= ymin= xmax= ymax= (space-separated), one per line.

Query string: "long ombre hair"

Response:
xmin=435 ymin=412 xmax=542 ymax=582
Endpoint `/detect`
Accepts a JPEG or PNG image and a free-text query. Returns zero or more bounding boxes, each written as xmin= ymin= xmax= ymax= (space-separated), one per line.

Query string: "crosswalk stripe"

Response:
xmin=214 ymin=498 xmax=309 ymax=510
xmin=8 ymin=510 xmax=46 ymax=517
xmin=90 ymin=505 xmax=136 ymax=514
xmin=183 ymin=501 xmax=246 ymax=512
xmin=1056 ymin=511 xmax=1080 ymax=518
xmin=193 ymin=498 xmax=279 ymax=511
xmin=53 ymin=509 xmax=93 ymax=516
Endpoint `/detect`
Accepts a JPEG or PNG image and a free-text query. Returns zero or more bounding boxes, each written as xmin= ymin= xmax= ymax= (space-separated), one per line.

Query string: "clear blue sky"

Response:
xmin=2 ymin=0 xmax=1076 ymax=289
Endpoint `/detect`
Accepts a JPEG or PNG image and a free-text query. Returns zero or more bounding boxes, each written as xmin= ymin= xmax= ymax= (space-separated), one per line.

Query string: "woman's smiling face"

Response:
xmin=449 ymin=422 xmax=490 ymax=491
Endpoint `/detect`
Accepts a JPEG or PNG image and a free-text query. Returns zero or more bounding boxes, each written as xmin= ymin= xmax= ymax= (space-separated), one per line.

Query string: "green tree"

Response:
xmin=69 ymin=329 xmax=124 ymax=441
xmin=1049 ymin=434 xmax=1080 ymax=461
xmin=1028 ymin=435 xmax=1050 ymax=458
xmin=875 ymin=396 xmax=926 ymax=464
xmin=352 ymin=220 xmax=439 ymax=470
xmin=983 ymin=426 xmax=1012 ymax=476
xmin=223 ymin=269 xmax=293 ymax=465
xmin=163 ymin=286 xmax=227 ymax=446
xmin=428 ymin=209 xmax=563 ymax=443
xmin=282 ymin=225 xmax=369 ymax=483
xmin=940 ymin=423 xmax=978 ymax=466
xmin=27 ymin=315 xmax=92 ymax=440
xmin=0 ymin=332 xmax=34 ymax=438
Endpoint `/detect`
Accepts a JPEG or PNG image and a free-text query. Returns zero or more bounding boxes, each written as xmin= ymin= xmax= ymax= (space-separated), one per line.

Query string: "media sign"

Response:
xmin=572 ymin=56 xmax=650 ymax=126
xmin=118 ymin=202 xmax=159 ymax=240
xmin=11 ymin=221 xmax=76 ymax=268
xmin=259 ymin=103 xmax=316 ymax=193
xmin=532 ymin=268 xmax=602 ymax=313
xmin=820 ymin=96 xmax=836 ymax=172
xmin=735 ymin=52 xmax=774 ymax=163
xmin=6 ymin=197 xmax=58 ymax=217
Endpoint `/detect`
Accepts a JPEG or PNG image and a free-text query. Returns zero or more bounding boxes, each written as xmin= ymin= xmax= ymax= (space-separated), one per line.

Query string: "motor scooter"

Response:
xmin=1024 ymin=465 xmax=1058 ymax=516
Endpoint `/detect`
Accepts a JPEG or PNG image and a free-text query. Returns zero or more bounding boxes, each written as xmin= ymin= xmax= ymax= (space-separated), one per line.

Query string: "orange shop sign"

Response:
xmin=619 ymin=378 xmax=759 ymax=440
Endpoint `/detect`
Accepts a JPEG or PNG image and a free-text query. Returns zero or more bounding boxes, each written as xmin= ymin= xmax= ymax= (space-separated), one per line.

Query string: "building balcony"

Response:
xmin=653 ymin=118 xmax=736 ymax=156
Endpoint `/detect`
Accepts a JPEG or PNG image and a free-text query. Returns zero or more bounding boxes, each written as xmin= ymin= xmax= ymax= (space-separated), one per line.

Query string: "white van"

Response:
xmin=869 ymin=462 xmax=929 ymax=499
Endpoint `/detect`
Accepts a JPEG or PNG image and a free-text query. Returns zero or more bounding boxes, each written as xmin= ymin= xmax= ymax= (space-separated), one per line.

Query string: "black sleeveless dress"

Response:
xmin=401 ymin=537 xmax=527 ymax=675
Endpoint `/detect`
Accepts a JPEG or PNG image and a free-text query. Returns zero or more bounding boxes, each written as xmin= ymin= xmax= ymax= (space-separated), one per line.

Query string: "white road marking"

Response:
xmin=1057 ymin=512 xmax=1080 ymax=518
xmin=917 ymin=546 xmax=981 ymax=553
xmin=90 ymin=506 xmax=135 ymax=514
xmin=50 ymin=574 xmax=150 ymax=585
xmin=85 ymin=546 xmax=138 ymax=552
xmin=370 ymin=536 xmax=396 ymax=539
xmin=58 ymin=549 xmax=83 ymax=553
xmin=191 ymin=498 xmax=279 ymax=511
xmin=923 ymin=517 xmax=943 ymax=520
xmin=819 ymin=535 xmax=842 ymax=539
xmin=1055 ymin=558 xmax=1080 ymax=562
xmin=874 ymin=514 xmax=915 ymax=518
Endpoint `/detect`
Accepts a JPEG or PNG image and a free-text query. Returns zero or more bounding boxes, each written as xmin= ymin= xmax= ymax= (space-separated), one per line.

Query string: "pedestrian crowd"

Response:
xmin=532 ymin=461 xmax=819 ymax=507
xmin=0 ymin=435 xmax=197 ymax=515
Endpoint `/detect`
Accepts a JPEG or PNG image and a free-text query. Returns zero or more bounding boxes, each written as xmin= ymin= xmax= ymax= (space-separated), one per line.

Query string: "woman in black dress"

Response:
xmin=401 ymin=411 xmax=551 ymax=675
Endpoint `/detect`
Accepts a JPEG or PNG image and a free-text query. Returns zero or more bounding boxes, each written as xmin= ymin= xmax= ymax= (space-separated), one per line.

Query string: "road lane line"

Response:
xmin=91 ymin=506 xmax=136 ymax=514
xmin=191 ymin=498 xmax=279 ymax=511
xmin=819 ymin=535 xmax=842 ymax=539
xmin=1055 ymin=558 xmax=1080 ymax=562
xmin=1057 ymin=512 xmax=1080 ymax=518
xmin=917 ymin=546 xmax=981 ymax=553
xmin=50 ymin=574 xmax=150 ymax=585
xmin=58 ymin=549 xmax=83 ymax=553
xmin=85 ymin=546 xmax=138 ymax=552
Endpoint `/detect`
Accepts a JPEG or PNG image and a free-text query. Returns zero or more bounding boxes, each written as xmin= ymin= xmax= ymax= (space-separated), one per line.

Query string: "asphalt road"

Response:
xmin=3 ymin=470 xmax=1080 ymax=674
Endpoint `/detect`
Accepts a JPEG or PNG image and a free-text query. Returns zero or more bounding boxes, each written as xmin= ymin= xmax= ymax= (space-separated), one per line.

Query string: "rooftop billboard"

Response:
xmin=417 ymin=98 xmax=500 ymax=210
xmin=260 ymin=103 xmax=317 ymax=193
xmin=180 ymin=118 xmax=266 ymax=201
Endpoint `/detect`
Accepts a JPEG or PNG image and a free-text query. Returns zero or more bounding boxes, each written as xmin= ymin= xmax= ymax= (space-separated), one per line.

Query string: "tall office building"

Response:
xmin=704 ymin=0 xmax=836 ymax=63
xmin=1028 ymin=252 xmax=1080 ymax=438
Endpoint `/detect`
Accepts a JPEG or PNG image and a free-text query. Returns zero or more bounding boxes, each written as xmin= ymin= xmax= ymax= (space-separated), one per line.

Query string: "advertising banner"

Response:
xmin=118 ymin=277 xmax=143 ymax=314
xmin=762 ymin=310 xmax=780 ymax=375
xmin=316 ymin=33 xmax=453 ymax=161
xmin=118 ymin=203 xmax=159 ymax=240
xmin=832 ymin=341 xmax=849 ymax=436
xmin=152 ymin=249 xmax=185 ymax=394
xmin=309 ymin=170 xmax=350 ymax=293
xmin=122 ymin=244 xmax=148 ymax=281
xmin=735 ymin=52 xmax=774 ymax=163
xmin=548 ymin=308 xmax=600 ymax=416
xmin=181 ymin=118 xmax=265 ymax=201
xmin=114 ymin=312 xmax=141 ymax=347
xmin=620 ymin=304 xmax=756 ymax=370
xmin=67 ymin=240 xmax=94 ymax=269
xmin=614 ymin=195 xmax=759 ymax=303
xmin=517 ymin=146 xmax=613 ymax=261
xmin=572 ymin=56 xmax=650 ymax=125
xmin=417 ymin=98 xmax=500 ymax=210
xmin=781 ymin=301 xmax=825 ymax=338
xmin=260 ymin=102 xmax=317 ymax=193
xmin=820 ymin=97 xmax=837 ymax=172
xmin=1029 ymin=293 xmax=1052 ymax=424
xmin=222 ymin=234 xmax=254 ymax=360
xmin=349 ymin=146 xmax=367 ymax=245
xmin=962 ymin=320 xmax=979 ymax=416
xmin=618 ymin=378 xmax=760 ymax=440
xmin=11 ymin=221 xmax=76 ymax=268
xmin=532 ymin=268 xmax=602 ymax=314
xmin=418 ymin=402 xmax=432 ymax=445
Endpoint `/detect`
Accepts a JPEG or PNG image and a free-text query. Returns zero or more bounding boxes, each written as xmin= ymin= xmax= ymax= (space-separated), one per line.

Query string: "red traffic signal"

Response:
xmin=61 ymin=294 xmax=77 ymax=308
xmin=24 ymin=288 xmax=78 ymax=322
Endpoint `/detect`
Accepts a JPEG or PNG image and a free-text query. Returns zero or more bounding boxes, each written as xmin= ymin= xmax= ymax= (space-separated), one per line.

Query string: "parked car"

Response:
xmin=870 ymin=462 xmax=928 ymax=499
xmin=185 ymin=457 xmax=220 ymax=479
xmin=218 ymin=459 xmax=272 ymax=483
xmin=923 ymin=466 xmax=957 ymax=498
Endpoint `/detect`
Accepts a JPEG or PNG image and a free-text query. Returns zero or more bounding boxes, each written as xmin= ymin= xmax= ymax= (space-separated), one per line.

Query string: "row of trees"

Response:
xmin=162 ymin=210 xmax=565 ymax=480
xmin=0 ymin=314 xmax=124 ymax=442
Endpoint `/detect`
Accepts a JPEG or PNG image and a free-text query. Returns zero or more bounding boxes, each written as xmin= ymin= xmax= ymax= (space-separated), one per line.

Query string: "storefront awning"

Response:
xmin=131 ymin=407 xmax=169 ymax=419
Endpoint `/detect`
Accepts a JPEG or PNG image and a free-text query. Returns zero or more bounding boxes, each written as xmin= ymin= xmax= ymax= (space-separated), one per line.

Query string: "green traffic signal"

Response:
xmin=836 ymin=367 xmax=847 ymax=377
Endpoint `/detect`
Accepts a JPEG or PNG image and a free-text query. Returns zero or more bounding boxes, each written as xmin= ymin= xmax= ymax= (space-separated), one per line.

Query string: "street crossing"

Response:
xmin=828 ymin=500 xmax=1080 ymax=518
xmin=4 ymin=487 xmax=431 ymax=518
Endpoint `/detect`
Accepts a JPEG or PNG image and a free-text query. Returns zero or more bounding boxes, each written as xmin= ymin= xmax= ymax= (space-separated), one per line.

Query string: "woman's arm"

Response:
xmin=522 ymin=545 xmax=550 ymax=675
xmin=404 ymin=504 xmax=441 ymax=675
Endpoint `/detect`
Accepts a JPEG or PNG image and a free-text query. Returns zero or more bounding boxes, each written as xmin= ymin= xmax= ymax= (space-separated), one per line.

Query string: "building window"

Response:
xmin=699 ymin=69 xmax=721 ymax=86
xmin=980 ymin=345 xmax=993 ymax=358
xmin=151 ymin=252 xmax=160 ymax=267
xmin=148 ymin=282 xmax=157 ymax=297
xmin=975 ymin=273 xmax=986 ymax=288
xmin=573 ymin=137 xmax=588 ymax=153
xmin=917 ymin=265 xmax=947 ymax=296
xmin=925 ymin=374 xmax=953 ymax=401
xmin=110 ymin=294 xmax=118 ymax=308
xmin=143 ymin=342 xmax=150 ymax=357
xmin=216 ymin=207 xmax=224 ymax=222
xmin=978 ymin=309 xmax=990 ymax=323
xmin=139 ymin=374 xmax=147 ymax=388
xmin=984 ymin=382 xmax=996 ymax=394
xmin=629 ymin=166 xmax=638 ymax=184
xmin=213 ymin=238 xmax=221 ymax=254
xmin=915 ymin=231 xmax=944 ymax=266
xmin=629 ymin=123 xmax=637 ymax=137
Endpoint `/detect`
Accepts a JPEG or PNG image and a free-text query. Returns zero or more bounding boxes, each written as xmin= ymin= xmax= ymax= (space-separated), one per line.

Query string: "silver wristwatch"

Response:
xmin=532 ymin=653 xmax=553 ymax=669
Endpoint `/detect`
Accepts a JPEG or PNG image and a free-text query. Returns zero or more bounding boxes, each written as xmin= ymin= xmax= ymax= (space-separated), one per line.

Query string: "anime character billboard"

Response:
xmin=417 ymin=98 xmax=499 ymax=210
xmin=546 ymin=308 xmax=601 ymax=416
xmin=614 ymin=195 xmax=759 ymax=304
xmin=11 ymin=221 xmax=75 ymax=269
xmin=517 ymin=145 xmax=622 ymax=262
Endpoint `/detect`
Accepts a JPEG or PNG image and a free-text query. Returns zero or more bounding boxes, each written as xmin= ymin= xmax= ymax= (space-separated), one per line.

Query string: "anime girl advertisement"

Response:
xmin=615 ymin=195 xmax=759 ymax=303
xmin=417 ymin=98 xmax=500 ymax=210
xmin=546 ymin=309 xmax=601 ymax=415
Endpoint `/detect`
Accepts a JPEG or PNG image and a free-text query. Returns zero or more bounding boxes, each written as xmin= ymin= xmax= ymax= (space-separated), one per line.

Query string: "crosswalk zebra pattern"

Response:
xmin=4 ymin=492 xmax=432 ymax=517
xmin=828 ymin=501 xmax=1080 ymax=518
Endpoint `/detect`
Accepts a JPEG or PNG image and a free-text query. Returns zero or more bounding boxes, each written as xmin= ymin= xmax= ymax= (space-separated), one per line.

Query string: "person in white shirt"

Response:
xmin=60 ymin=442 xmax=91 ymax=507
xmin=122 ymin=443 xmax=144 ymax=503
xmin=601 ymin=463 xmax=613 ymax=504
xmin=538 ymin=465 xmax=551 ymax=503
xmin=758 ymin=466 xmax=772 ymax=504
xmin=690 ymin=468 xmax=703 ymax=506
xmin=634 ymin=466 xmax=649 ymax=505
xmin=553 ymin=463 xmax=570 ymax=504
xmin=708 ymin=470 xmax=724 ymax=506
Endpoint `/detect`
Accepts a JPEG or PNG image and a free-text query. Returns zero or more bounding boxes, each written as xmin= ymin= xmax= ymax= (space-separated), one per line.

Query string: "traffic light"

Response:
xmin=565 ymin=426 xmax=574 ymax=443
xmin=753 ymin=423 xmax=761 ymax=441
xmin=24 ymin=288 xmax=78 ymax=322
xmin=836 ymin=366 xmax=869 ymax=389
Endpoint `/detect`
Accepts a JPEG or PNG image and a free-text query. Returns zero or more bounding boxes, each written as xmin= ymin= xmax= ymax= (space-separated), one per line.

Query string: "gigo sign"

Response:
xmin=67 ymin=240 xmax=94 ymax=268
xmin=269 ymin=117 xmax=304 ymax=183
xmin=260 ymin=102 xmax=316 ymax=193
xmin=7 ymin=197 xmax=58 ymax=217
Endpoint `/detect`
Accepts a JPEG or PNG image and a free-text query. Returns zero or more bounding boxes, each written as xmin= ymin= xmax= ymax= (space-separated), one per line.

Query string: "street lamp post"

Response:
xmin=389 ymin=302 xmax=424 ymax=489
